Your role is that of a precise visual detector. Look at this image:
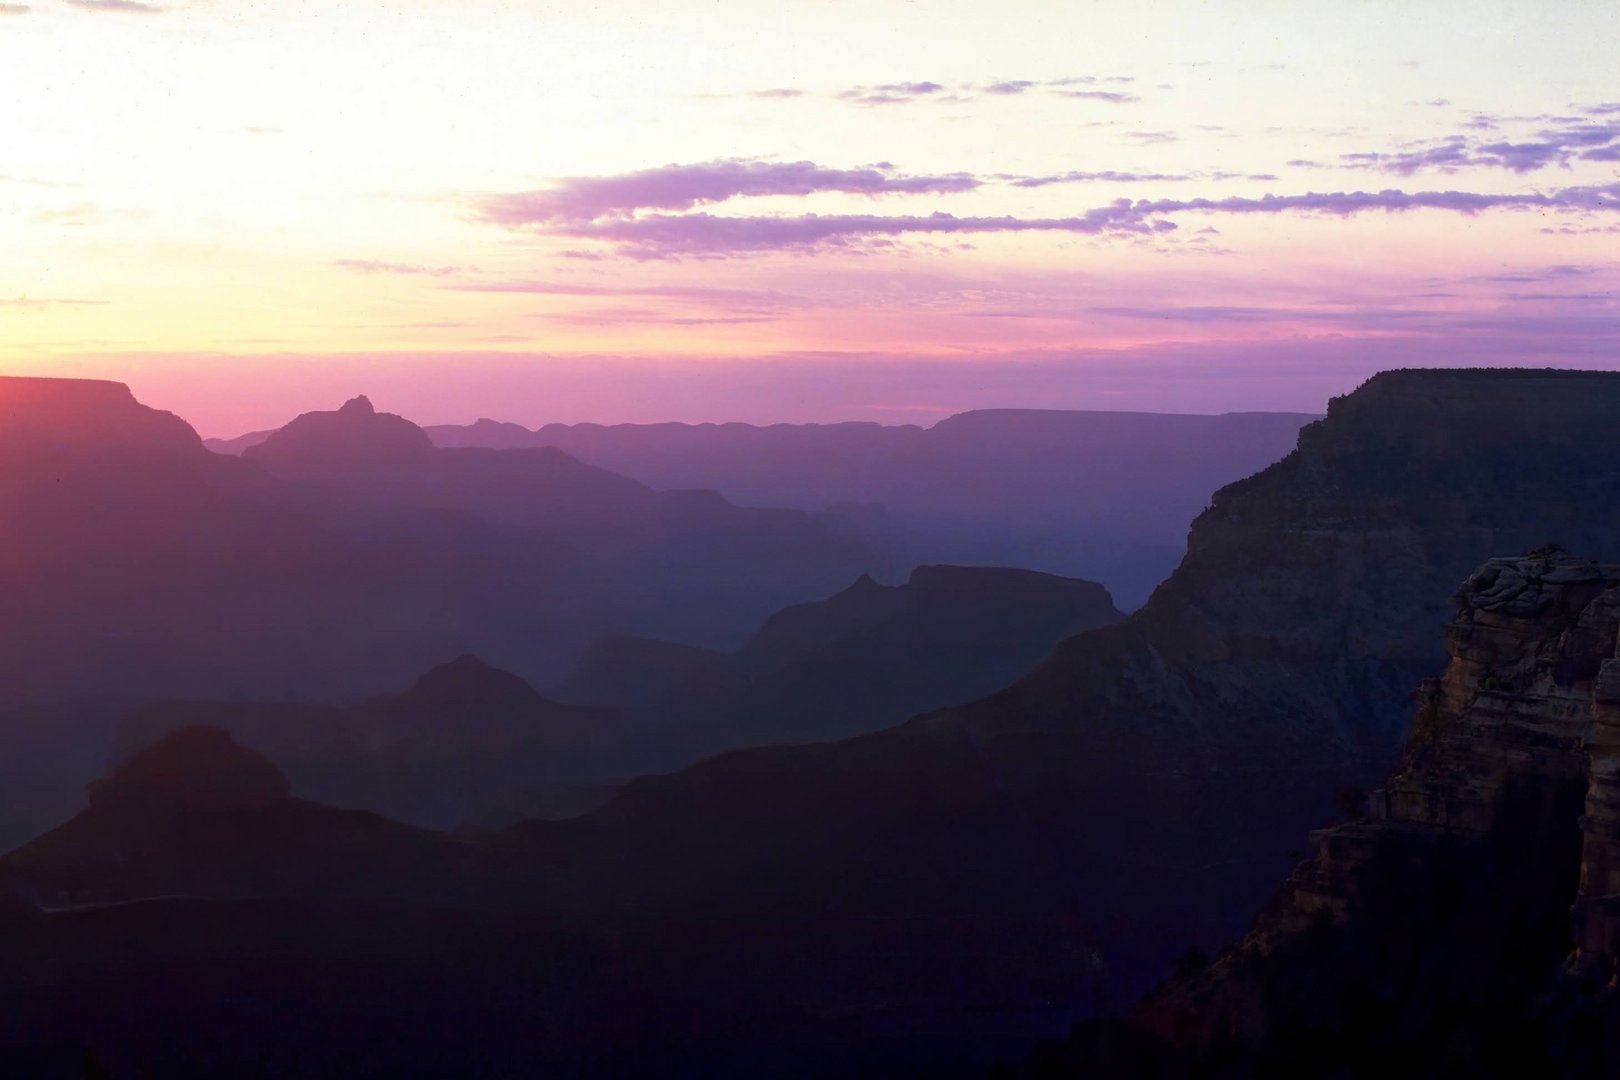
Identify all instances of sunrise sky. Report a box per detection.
[2,0,1618,434]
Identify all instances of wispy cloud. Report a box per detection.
[484,174,1620,259]
[1054,90,1139,104]
[1092,304,1440,325]
[65,0,163,12]
[1470,264,1599,284]
[335,259,462,277]
[745,75,1141,108]
[1005,169,1277,186]
[547,208,1173,259]
[475,159,980,225]
[837,81,947,106]
[1298,115,1620,174]
[982,80,1036,96]
[0,3,31,14]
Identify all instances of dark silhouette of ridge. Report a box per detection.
[89,726,290,812]
[1013,551,1620,1077]
[564,563,1125,750]
[0,377,884,845]
[408,407,1316,607]
[524,367,1620,1016]
[398,653,548,709]
[114,656,639,829]
[209,407,1313,606]
[0,376,202,461]
[3,728,469,911]
[243,393,435,482]
[114,564,1122,831]
[0,378,881,703]
[18,369,1620,1077]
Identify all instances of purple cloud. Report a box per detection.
[1010,170,1196,185]
[551,207,1171,259]
[1473,264,1598,284]
[748,76,1142,107]
[1130,183,1620,218]
[1007,169,1277,186]
[982,80,1036,95]
[1051,76,1136,86]
[837,81,945,106]
[1093,305,1440,324]
[505,180,1620,259]
[1054,90,1140,104]
[65,0,162,11]
[476,159,980,225]
[1314,119,1620,175]
[336,259,461,277]
[749,88,804,99]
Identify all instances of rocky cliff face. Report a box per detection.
[1244,550,1615,949]
[1132,368,1620,756]
[1055,551,1620,1076]
[543,369,1620,1017]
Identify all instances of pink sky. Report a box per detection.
[1,0,1617,434]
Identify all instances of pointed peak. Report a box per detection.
[340,394,375,415]
[438,653,496,674]
[89,726,289,812]
[400,654,546,709]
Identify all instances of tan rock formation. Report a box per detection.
[1152,550,1620,1044]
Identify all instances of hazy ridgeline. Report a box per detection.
[0,376,1285,846]
[12,370,1620,1076]
[215,407,1314,610]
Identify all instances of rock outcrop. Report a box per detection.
[1039,551,1620,1076]
[112,656,635,829]
[1,728,467,913]
[1243,550,1617,948]
[243,393,438,483]
[539,369,1620,1015]
[88,726,291,812]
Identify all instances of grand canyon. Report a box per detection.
[3,2,1619,1076]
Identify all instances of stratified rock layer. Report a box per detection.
[1092,551,1620,1075]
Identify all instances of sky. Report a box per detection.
[1,0,1618,435]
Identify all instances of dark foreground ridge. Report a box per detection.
[1020,550,1620,1077]
[8,369,1620,1075]
[542,367,1620,1004]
